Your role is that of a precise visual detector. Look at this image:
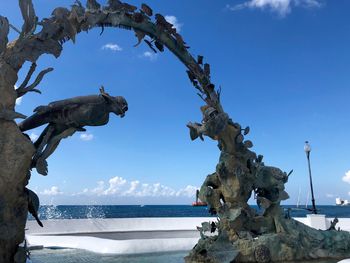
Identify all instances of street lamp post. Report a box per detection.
[304,141,317,214]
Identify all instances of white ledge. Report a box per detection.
[26,216,350,255]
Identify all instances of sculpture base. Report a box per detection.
[185,218,350,263]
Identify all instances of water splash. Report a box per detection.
[39,205,63,220]
[85,206,105,219]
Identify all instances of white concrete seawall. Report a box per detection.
[26,217,213,254]
[26,217,214,235]
[294,216,350,231]
[26,216,350,255]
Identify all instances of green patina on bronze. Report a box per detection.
[19,87,128,175]
[0,1,349,262]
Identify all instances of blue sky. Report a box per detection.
[3,0,350,205]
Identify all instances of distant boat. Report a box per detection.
[336,197,350,206]
[192,201,207,206]
[192,189,207,207]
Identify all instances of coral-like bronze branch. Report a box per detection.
[4,0,220,110]
[0,16,9,54]
[16,63,53,97]
[19,0,37,37]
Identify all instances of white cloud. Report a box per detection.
[14,85,22,106]
[227,0,322,17]
[80,133,94,141]
[124,180,140,196]
[176,185,198,198]
[326,193,334,198]
[41,186,62,196]
[135,183,177,197]
[101,43,123,52]
[142,51,158,61]
[103,176,127,195]
[72,188,90,196]
[342,170,350,184]
[79,176,198,198]
[91,181,105,195]
[16,96,22,106]
[29,132,39,142]
[165,15,183,32]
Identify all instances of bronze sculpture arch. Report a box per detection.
[0,1,350,262]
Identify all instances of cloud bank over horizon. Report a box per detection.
[38,176,198,205]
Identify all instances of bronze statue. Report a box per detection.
[19,87,128,175]
[328,217,339,231]
[1,0,350,261]
[26,188,43,227]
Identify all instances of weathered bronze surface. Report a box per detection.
[19,88,128,175]
[0,1,349,262]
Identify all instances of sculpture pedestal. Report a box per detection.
[186,216,350,262]
[307,214,327,230]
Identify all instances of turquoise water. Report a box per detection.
[30,249,188,263]
[30,249,340,263]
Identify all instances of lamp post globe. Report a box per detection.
[304,141,311,155]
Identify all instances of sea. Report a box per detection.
[29,205,350,263]
[30,204,350,220]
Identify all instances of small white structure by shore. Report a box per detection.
[336,197,350,206]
